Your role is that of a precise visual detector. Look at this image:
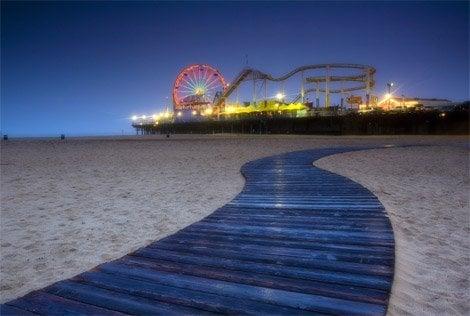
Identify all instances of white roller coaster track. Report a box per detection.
[215,63,375,107]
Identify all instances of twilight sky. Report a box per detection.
[1,1,468,136]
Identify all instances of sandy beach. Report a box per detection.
[1,135,468,314]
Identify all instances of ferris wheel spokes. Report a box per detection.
[173,64,227,111]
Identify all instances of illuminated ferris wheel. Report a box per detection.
[172,64,227,111]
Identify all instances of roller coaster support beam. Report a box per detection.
[264,79,267,103]
[366,68,371,107]
[253,77,256,104]
[325,65,330,108]
[316,82,320,108]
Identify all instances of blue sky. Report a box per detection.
[1,1,468,136]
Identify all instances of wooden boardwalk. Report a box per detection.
[1,147,395,315]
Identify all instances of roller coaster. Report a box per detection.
[213,63,376,110]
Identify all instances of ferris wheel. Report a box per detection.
[173,64,227,111]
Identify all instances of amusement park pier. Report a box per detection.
[131,63,468,135]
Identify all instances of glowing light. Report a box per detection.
[384,93,392,99]
[220,101,307,115]
[191,110,197,115]
[204,108,213,115]
[275,92,285,100]
[195,87,205,95]
[164,112,170,118]
[131,115,137,121]
[177,111,182,117]
[142,115,147,119]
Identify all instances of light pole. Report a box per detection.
[387,82,394,94]
[386,82,394,110]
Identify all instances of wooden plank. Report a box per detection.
[184,224,395,247]
[171,230,395,257]
[153,237,394,266]
[201,217,393,232]
[213,207,391,218]
[207,213,392,225]
[0,304,37,316]
[44,280,213,315]
[151,239,393,266]
[73,271,320,315]
[7,291,124,315]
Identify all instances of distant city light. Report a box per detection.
[177,111,182,117]
[384,93,392,99]
[131,115,137,121]
[142,115,147,119]
[191,110,197,115]
[276,92,285,100]
[205,108,213,115]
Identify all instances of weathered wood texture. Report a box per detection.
[1,147,394,315]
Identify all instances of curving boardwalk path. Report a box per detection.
[1,147,395,315]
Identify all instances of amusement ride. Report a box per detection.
[133,63,384,124]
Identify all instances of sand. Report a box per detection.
[315,145,469,315]
[0,135,468,310]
